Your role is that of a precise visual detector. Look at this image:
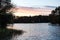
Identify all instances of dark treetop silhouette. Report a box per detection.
[0,0,14,28]
[49,6,60,24]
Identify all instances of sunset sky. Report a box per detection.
[11,0,60,16]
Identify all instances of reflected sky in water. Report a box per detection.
[11,23,60,40]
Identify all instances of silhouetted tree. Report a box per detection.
[49,6,60,25]
[0,1,14,28]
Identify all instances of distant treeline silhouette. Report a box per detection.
[14,15,50,23]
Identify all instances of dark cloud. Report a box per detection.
[45,6,56,8]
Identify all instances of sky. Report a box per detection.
[11,0,60,16]
[11,0,60,7]
[11,7,52,16]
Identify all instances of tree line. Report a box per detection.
[14,15,49,23]
[49,6,60,25]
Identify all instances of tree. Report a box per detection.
[0,1,14,28]
[49,6,60,25]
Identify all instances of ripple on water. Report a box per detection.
[10,23,60,40]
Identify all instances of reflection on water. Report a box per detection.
[10,23,60,40]
[0,28,24,40]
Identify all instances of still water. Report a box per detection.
[10,23,60,40]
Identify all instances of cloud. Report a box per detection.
[11,6,53,16]
[45,6,56,9]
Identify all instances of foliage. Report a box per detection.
[49,6,60,24]
[14,15,49,23]
[0,2,14,28]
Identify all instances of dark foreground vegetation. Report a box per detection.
[49,6,60,25]
[0,0,15,28]
[0,0,24,40]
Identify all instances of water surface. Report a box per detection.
[11,23,60,40]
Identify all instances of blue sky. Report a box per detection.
[11,0,60,7]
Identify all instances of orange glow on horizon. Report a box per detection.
[11,7,52,16]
